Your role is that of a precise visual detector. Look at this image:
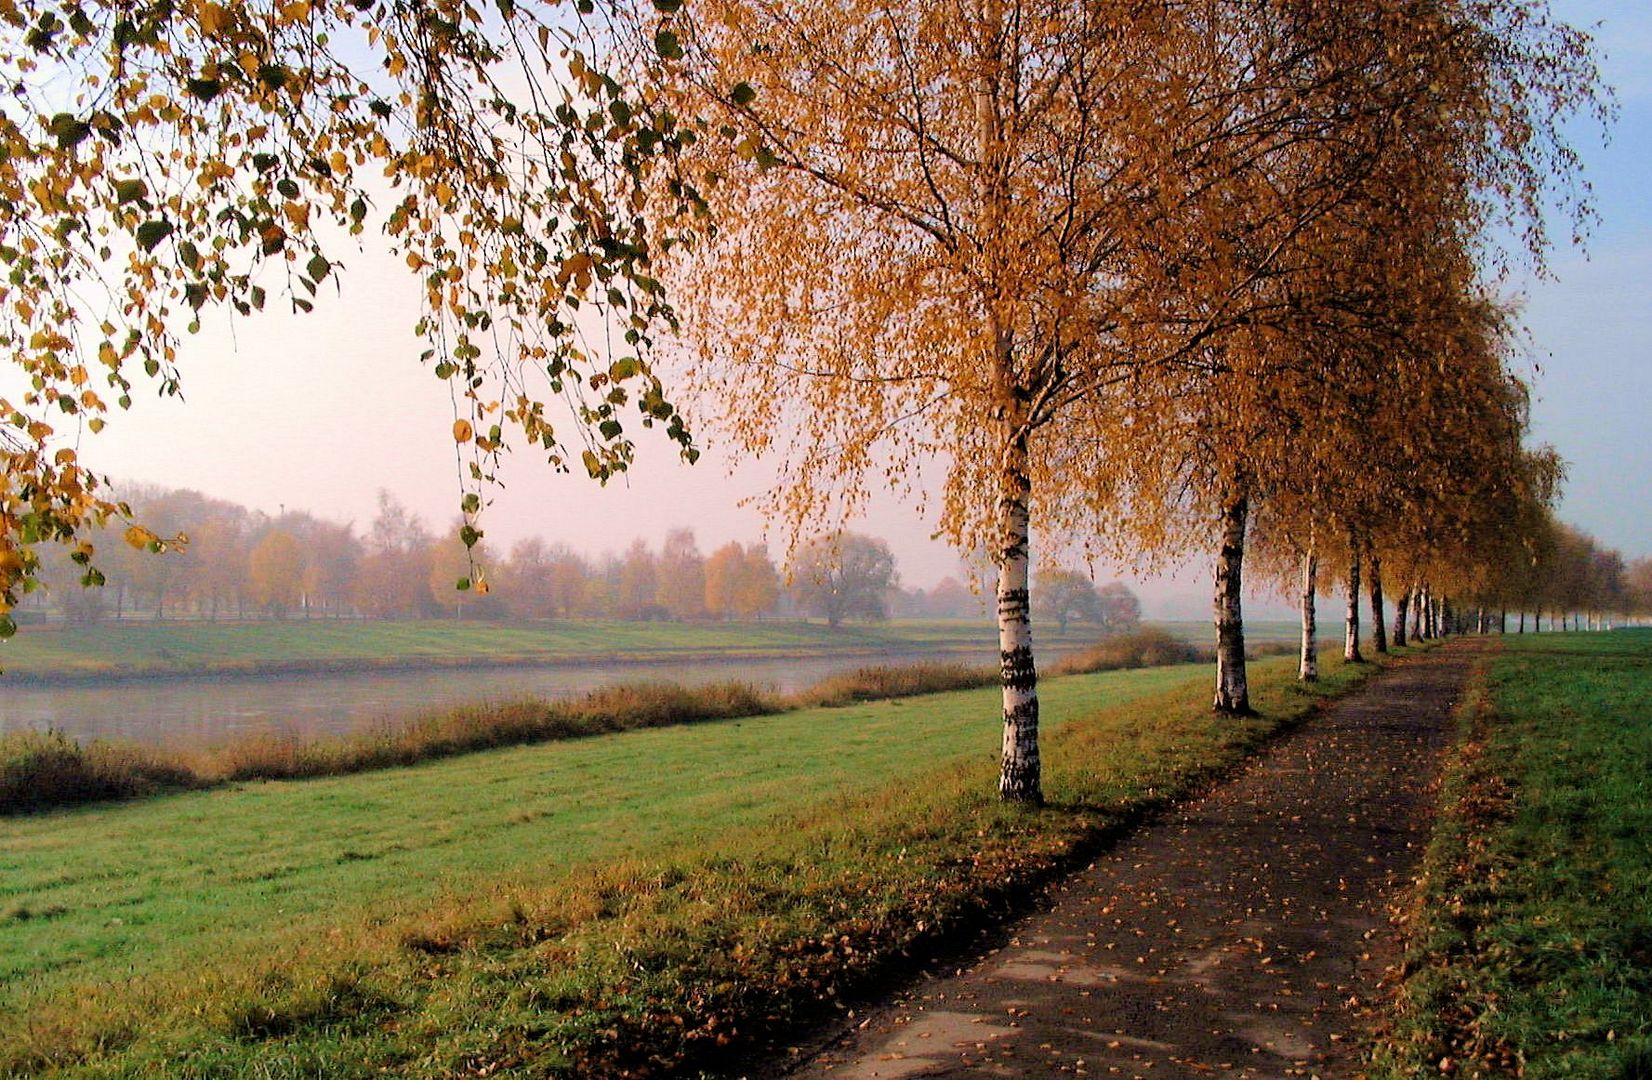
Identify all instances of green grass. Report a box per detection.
[0,647,1394,1077]
[0,618,1012,681]
[1374,630,1652,1078]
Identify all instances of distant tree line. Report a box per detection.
[25,485,1143,630]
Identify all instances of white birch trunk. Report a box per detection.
[996,418,1041,804]
[1212,489,1251,713]
[1298,550,1318,682]
[1368,554,1388,655]
[1344,544,1362,662]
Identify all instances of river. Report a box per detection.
[0,648,1000,748]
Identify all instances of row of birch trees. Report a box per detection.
[636,0,1606,803]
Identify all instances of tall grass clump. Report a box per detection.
[796,661,996,706]
[0,730,199,814]
[206,680,782,783]
[1048,626,1206,674]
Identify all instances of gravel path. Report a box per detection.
[786,642,1480,1079]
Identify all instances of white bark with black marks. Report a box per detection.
[1298,550,1318,682]
[996,414,1042,805]
[1212,489,1250,714]
[1368,554,1388,654]
[1344,543,1362,662]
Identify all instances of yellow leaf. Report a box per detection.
[124,525,157,550]
[452,419,474,443]
[198,2,228,35]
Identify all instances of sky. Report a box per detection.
[11,0,1649,619]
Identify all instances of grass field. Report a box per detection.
[0,648,1389,1077]
[0,618,1028,682]
[1375,630,1652,1077]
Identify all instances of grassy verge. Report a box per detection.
[1,645,1399,1077]
[1,629,1201,815]
[1373,630,1652,1078]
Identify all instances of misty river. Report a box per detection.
[0,648,1000,748]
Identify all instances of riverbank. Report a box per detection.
[0,645,1392,1077]
[1,630,1208,815]
[0,618,1302,686]
[0,618,1007,685]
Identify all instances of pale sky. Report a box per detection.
[10,0,1647,617]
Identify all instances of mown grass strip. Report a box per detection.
[1373,630,1652,1078]
[1,643,1394,1078]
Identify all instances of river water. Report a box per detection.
[0,648,1000,748]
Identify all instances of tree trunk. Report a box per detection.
[1298,549,1318,682]
[1344,543,1362,663]
[1392,589,1410,648]
[1212,488,1251,714]
[1519,610,1526,633]
[1414,586,1428,640]
[996,416,1042,805]
[1369,554,1388,654]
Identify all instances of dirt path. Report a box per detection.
[785,642,1481,1079]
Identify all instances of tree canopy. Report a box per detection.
[0,0,709,636]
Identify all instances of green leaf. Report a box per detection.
[185,78,222,101]
[459,525,481,549]
[115,178,148,204]
[654,28,682,59]
[461,493,481,514]
[652,0,682,11]
[135,220,173,252]
[729,82,756,107]
[178,241,202,270]
[456,577,472,592]
[306,253,330,282]
[609,356,641,380]
[0,614,14,640]
[276,177,300,199]
[49,113,91,149]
